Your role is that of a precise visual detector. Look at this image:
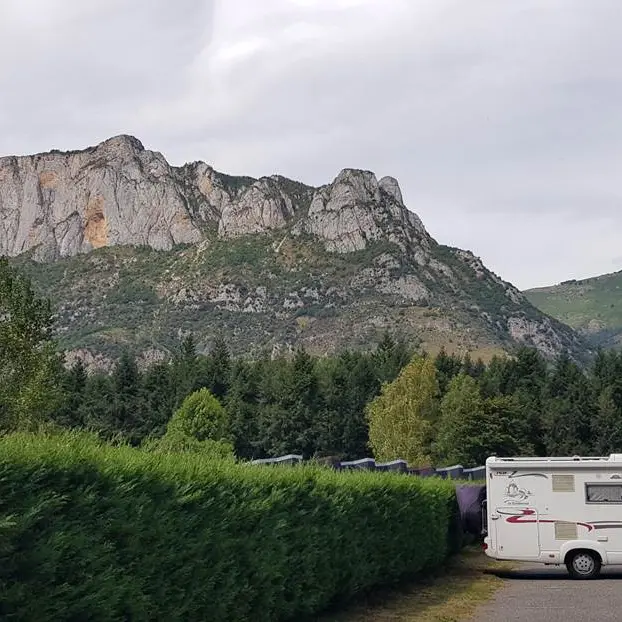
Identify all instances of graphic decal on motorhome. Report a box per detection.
[503,482,532,503]
[499,508,594,531]
[500,509,622,532]
[588,521,622,530]
[508,471,548,479]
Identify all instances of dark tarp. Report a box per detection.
[456,484,486,536]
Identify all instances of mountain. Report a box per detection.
[526,271,622,350]
[1,135,586,369]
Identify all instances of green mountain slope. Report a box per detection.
[525,272,622,348]
[12,231,587,371]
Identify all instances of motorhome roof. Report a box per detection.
[486,454,622,469]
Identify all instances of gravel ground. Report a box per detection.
[467,563,622,622]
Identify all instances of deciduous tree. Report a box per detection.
[366,354,438,465]
[167,387,230,442]
[0,258,61,431]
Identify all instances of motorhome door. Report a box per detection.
[493,506,540,559]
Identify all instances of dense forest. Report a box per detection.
[3,256,622,467]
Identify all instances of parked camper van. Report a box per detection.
[482,454,622,579]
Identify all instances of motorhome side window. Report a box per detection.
[585,483,622,503]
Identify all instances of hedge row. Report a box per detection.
[0,432,461,622]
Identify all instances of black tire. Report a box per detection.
[565,550,601,579]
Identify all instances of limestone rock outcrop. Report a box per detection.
[0,135,428,259]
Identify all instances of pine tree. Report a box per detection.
[142,361,177,439]
[592,350,622,395]
[471,357,486,378]
[372,332,413,385]
[261,348,323,458]
[479,355,506,398]
[481,394,534,458]
[315,351,379,459]
[434,347,463,395]
[114,350,140,395]
[226,360,262,459]
[501,346,548,395]
[339,353,380,459]
[110,350,147,444]
[592,382,622,455]
[542,354,595,455]
[79,373,116,438]
[500,347,548,454]
[171,334,200,406]
[203,336,231,400]
[314,355,347,458]
[435,373,484,466]
[52,358,88,429]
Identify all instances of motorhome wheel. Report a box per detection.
[566,551,601,580]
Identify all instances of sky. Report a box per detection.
[1,0,622,290]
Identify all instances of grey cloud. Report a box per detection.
[1,0,622,289]
[0,0,213,152]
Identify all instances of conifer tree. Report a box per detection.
[227,360,262,459]
[53,358,88,429]
[542,354,594,455]
[435,373,483,466]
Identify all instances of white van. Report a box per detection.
[483,454,622,579]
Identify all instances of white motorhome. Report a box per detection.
[483,454,622,579]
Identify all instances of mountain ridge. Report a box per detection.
[0,134,427,260]
[1,135,588,367]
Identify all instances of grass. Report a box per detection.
[422,343,506,365]
[314,547,513,622]
[526,272,622,331]
[525,271,622,348]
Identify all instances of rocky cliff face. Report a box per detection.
[0,135,426,259]
[0,136,201,260]
[2,135,588,364]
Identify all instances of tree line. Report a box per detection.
[2,256,622,466]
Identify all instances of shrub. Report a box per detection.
[142,429,236,461]
[167,388,229,442]
[0,431,459,622]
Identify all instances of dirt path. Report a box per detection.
[467,564,622,622]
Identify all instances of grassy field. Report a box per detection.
[314,547,513,622]
[525,271,622,347]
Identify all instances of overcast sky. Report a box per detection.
[1,0,622,289]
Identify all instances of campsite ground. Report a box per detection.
[318,549,622,622]
[468,563,622,622]
[315,547,512,622]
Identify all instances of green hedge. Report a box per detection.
[0,432,460,622]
